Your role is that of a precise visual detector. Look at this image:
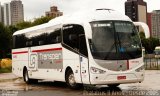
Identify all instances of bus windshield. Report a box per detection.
[90,21,142,60]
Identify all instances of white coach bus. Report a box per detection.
[12,9,149,89]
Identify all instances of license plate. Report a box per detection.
[117,76,126,80]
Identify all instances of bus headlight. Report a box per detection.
[135,65,145,72]
[90,67,106,74]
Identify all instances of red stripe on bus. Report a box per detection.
[12,51,28,54]
[32,48,62,52]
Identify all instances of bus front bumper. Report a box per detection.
[89,72,144,85]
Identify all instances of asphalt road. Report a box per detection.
[0,70,160,96]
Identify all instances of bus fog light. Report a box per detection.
[141,74,144,77]
[90,67,106,74]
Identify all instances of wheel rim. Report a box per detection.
[68,73,76,86]
[25,71,28,82]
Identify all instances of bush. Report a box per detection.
[0,58,12,73]
[0,58,12,68]
[0,67,12,73]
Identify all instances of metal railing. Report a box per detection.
[144,54,160,70]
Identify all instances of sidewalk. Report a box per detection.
[0,73,18,82]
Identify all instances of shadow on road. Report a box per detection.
[27,80,122,93]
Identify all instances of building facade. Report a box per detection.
[125,0,147,23]
[10,0,24,25]
[147,13,152,36]
[0,2,2,22]
[125,0,148,33]
[45,6,63,18]
[148,10,160,39]
[3,3,11,25]
[0,0,24,26]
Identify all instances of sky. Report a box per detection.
[0,0,160,21]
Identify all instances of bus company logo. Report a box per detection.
[39,53,62,61]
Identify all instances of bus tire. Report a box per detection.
[107,84,120,88]
[23,69,38,84]
[66,69,82,89]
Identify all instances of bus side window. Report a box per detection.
[47,28,61,44]
[12,36,16,49]
[31,33,47,46]
[39,41,44,45]
[79,35,88,57]
[63,24,87,57]
[63,25,79,50]
[26,41,30,47]
[56,36,61,43]
[14,34,28,49]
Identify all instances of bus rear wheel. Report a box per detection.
[66,69,82,89]
[23,69,38,84]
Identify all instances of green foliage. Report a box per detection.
[16,21,32,30]
[14,16,53,30]
[8,25,18,34]
[139,31,145,40]
[32,16,53,26]
[139,32,159,54]
[0,16,54,59]
[0,67,12,73]
[0,23,11,59]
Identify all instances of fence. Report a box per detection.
[144,54,160,70]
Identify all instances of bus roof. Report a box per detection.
[13,8,132,36]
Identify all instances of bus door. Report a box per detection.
[79,34,90,84]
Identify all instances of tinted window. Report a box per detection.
[63,24,83,50]
[47,28,61,44]
[13,34,28,49]
[79,35,88,57]
[13,27,62,49]
[62,24,88,57]
[90,21,142,60]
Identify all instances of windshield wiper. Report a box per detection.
[104,25,118,60]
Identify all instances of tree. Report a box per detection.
[32,16,53,26]
[13,16,53,30]
[16,21,32,30]
[0,16,55,59]
[8,25,18,34]
[139,31,145,40]
[0,23,11,58]
[139,32,159,54]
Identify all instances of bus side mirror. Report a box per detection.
[133,22,150,38]
[69,34,78,41]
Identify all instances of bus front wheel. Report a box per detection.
[66,69,82,89]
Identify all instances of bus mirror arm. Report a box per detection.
[133,22,150,38]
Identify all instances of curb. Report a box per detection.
[0,73,20,82]
[0,77,20,82]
